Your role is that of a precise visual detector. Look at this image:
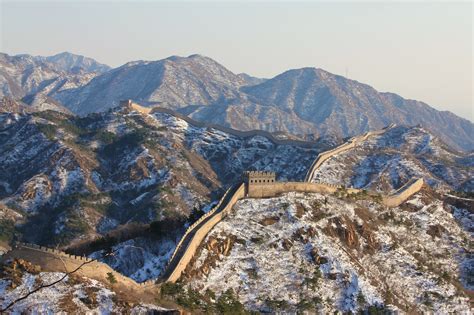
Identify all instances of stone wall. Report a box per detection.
[247,182,345,198]
[121,101,320,148]
[166,184,246,283]
[304,124,395,182]
[383,178,425,207]
[1,243,156,289]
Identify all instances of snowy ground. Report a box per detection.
[0,272,165,314]
[187,191,472,313]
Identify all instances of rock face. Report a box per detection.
[185,189,472,313]
[46,54,473,151]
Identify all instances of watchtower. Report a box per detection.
[119,99,133,108]
[243,171,276,196]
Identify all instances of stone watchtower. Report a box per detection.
[119,99,133,108]
[243,171,276,196]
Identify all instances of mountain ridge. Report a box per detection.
[1,52,472,151]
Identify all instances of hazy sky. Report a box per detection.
[1,1,472,121]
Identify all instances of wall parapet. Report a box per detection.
[163,184,246,283]
[1,242,156,291]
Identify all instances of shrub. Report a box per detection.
[357,291,366,305]
[160,282,183,297]
[101,129,149,157]
[176,288,205,310]
[216,289,246,314]
[297,297,321,311]
[37,124,57,141]
[265,299,289,311]
[0,219,15,242]
[106,272,117,284]
[303,269,322,289]
[94,130,117,144]
[150,217,185,238]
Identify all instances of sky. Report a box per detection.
[1,1,472,121]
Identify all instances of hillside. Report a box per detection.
[242,68,474,151]
[44,54,473,151]
[0,105,322,255]
[310,125,473,192]
[181,189,472,313]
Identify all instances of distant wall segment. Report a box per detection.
[304,124,396,182]
[121,100,320,148]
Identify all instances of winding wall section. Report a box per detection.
[304,124,395,182]
[1,108,424,286]
[161,183,246,283]
[127,101,320,148]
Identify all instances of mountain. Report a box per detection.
[242,68,474,151]
[53,54,247,114]
[0,52,108,103]
[237,73,267,86]
[310,125,474,192]
[47,54,473,151]
[0,96,71,114]
[36,51,110,74]
[1,105,472,313]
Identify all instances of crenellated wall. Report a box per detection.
[164,184,246,283]
[247,182,347,198]
[1,242,157,289]
[0,109,419,288]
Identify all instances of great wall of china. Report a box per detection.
[1,101,425,289]
[1,242,157,290]
[125,100,320,148]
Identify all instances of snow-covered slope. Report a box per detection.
[0,260,168,313]
[53,54,247,114]
[184,189,472,313]
[0,106,322,261]
[311,125,473,192]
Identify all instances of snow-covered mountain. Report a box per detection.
[46,54,473,151]
[53,54,247,114]
[0,104,322,251]
[0,104,472,313]
[242,68,474,151]
[36,51,111,74]
[0,52,108,104]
